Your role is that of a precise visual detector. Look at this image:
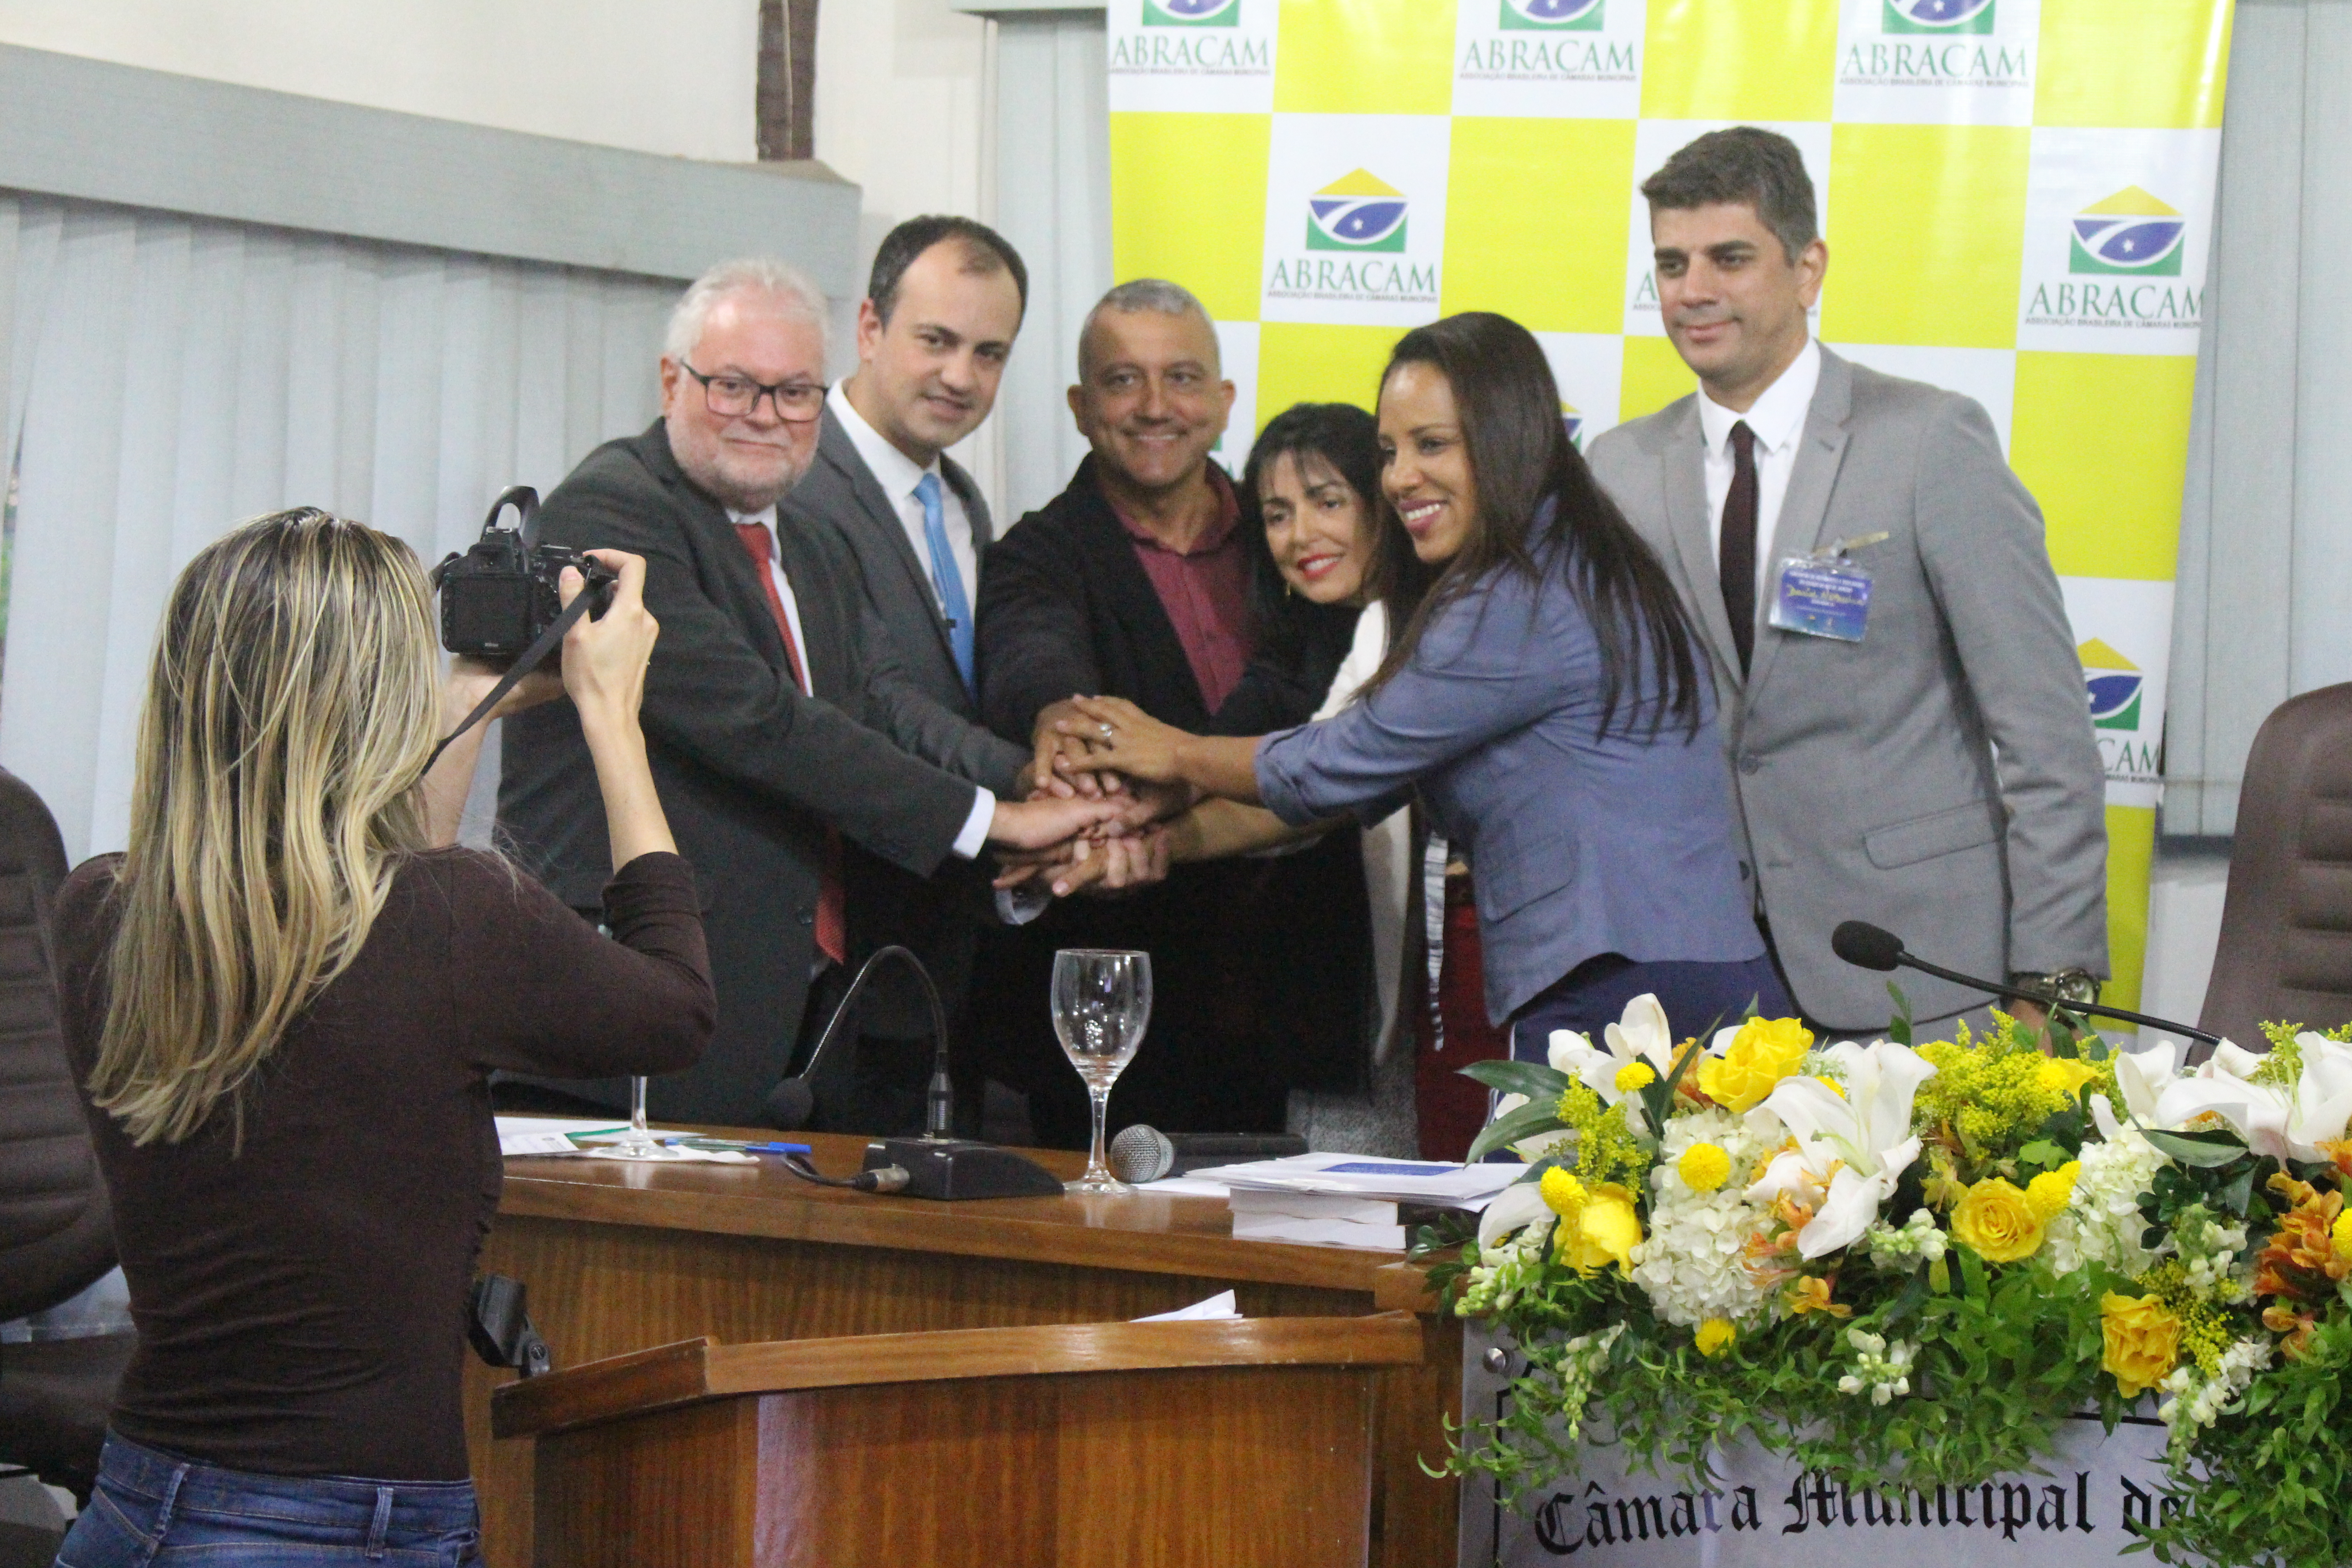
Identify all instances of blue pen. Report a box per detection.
[657,1136,812,1155]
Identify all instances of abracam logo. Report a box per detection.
[1883,0,1995,33]
[1307,171,1409,253]
[2070,188,2186,277]
[1501,0,1604,29]
[2080,639,2143,732]
[1142,0,1239,25]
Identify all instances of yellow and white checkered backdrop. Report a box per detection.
[1108,0,2233,1015]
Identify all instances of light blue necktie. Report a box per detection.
[916,471,975,697]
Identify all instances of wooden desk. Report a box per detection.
[467,1134,1458,1568]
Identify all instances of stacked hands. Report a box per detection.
[990,696,1202,899]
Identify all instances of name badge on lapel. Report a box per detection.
[1768,532,1888,644]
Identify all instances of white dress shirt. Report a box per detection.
[731,502,993,860]
[1697,336,1823,603]
[827,380,976,622]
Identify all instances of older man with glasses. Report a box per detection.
[497,258,1117,1129]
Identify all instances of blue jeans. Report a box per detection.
[55,1433,481,1567]
[1509,951,1795,1062]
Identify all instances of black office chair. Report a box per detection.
[0,768,131,1502]
[2199,683,2352,1054]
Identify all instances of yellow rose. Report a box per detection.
[1615,1060,1657,1093]
[1678,1142,1732,1193]
[1695,1318,1736,1357]
[2101,1292,2181,1397]
[1696,1017,1815,1112]
[1951,1177,2045,1262]
[2036,1057,2099,1099]
[2333,1207,2352,1266]
[2025,1162,2080,1223]
[1554,1181,1643,1274]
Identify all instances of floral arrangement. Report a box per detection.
[1433,995,2352,1568]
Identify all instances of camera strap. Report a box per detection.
[422,589,598,776]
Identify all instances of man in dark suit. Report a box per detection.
[788,217,1029,1126]
[498,258,1116,1127]
[971,279,1369,1146]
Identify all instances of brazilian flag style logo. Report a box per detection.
[1142,0,1240,25]
[1501,0,1604,29]
[2070,187,2187,276]
[1307,171,1409,253]
[1882,0,1995,33]
[1560,403,1585,449]
[2080,639,2144,732]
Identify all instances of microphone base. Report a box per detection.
[861,1138,1065,1201]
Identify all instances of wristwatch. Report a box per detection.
[2006,968,2099,1007]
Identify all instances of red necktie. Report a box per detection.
[1719,421,1759,676]
[734,520,847,966]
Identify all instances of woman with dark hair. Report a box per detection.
[1063,313,1786,1058]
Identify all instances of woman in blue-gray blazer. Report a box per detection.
[1064,312,1788,1059]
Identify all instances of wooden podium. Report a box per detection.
[467,1134,1458,1566]
[494,1315,1422,1567]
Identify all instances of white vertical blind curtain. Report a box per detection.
[987,11,1112,524]
[0,191,677,863]
[2166,0,2352,836]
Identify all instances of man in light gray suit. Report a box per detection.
[1587,127,2108,1034]
[793,215,1029,1126]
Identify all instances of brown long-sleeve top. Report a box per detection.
[54,848,714,1481]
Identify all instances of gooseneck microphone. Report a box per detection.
[1829,920,2221,1048]
[764,945,952,1138]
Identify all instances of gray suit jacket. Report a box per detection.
[792,403,1013,1037]
[1587,345,2107,1029]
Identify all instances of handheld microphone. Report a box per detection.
[1107,1127,1309,1184]
[1828,920,2221,1048]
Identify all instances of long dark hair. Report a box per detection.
[1366,312,1706,740]
[1239,402,1432,638]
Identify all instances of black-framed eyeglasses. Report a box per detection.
[678,361,826,422]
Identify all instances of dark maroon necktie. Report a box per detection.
[1720,421,1758,676]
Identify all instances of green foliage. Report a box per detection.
[2138,1313,2352,1568]
[1449,1244,2128,1505]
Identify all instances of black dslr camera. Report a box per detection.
[434,485,616,659]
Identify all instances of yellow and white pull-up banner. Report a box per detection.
[1108,0,2233,1015]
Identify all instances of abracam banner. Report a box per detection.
[1106,0,2234,1023]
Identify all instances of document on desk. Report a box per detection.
[1132,1290,1239,1323]
[1185,1153,1525,1208]
[494,1116,625,1157]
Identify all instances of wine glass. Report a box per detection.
[603,1074,686,1161]
[1052,949,1152,1195]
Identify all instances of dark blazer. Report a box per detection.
[792,404,1001,1039]
[977,456,1348,745]
[499,421,1028,1123]
[969,458,1369,1143]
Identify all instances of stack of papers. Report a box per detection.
[1186,1154,1528,1251]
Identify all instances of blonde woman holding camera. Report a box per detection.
[51,510,711,1567]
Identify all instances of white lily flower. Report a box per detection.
[1546,995,1709,1135]
[1478,1180,1555,1250]
[2152,1033,2352,1162]
[2090,1091,2125,1142]
[1745,1039,1937,1259]
[2114,1038,2187,1126]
